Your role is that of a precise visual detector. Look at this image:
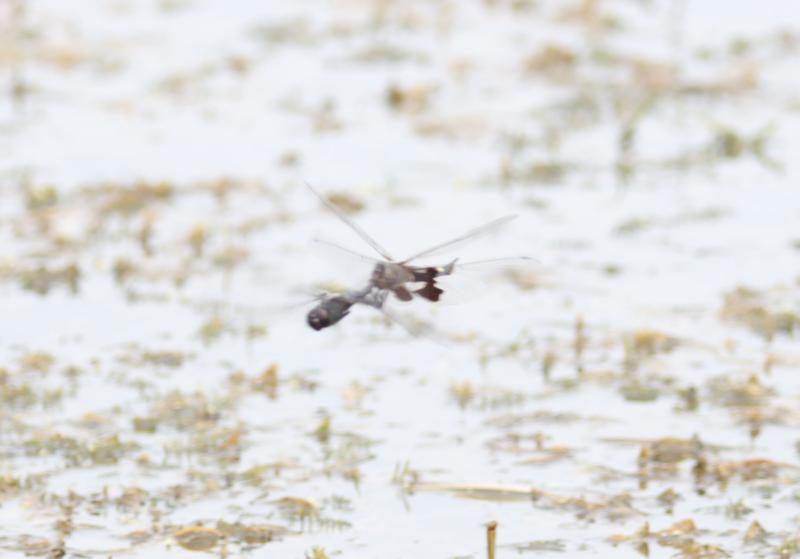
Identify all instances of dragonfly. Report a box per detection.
[304,182,533,331]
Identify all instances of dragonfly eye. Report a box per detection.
[307,308,330,330]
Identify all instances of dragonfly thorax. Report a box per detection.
[370,262,414,290]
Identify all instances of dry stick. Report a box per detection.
[574,314,586,377]
[486,521,497,559]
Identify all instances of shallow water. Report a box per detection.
[2,1,800,557]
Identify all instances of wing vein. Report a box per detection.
[305,181,393,261]
[401,214,518,264]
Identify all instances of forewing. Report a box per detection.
[305,181,394,261]
[400,214,518,264]
[418,255,540,306]
[312,237,381,264]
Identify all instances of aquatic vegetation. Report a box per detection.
[523,44,578,80]
[17,263,81,295]
[21,432,139,467]
[305,546,331,559]
[2,0,799,557]
[386,83,436,114]
[720,287,799,340]
[619,381,660,402]
[173,526,225,551]
[216,520,291,546]
[274,497,319,523]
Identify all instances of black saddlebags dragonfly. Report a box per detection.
[304,183,533,331]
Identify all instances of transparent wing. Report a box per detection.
[305,181,394,261]
[232,288,329,316]
[313,241,537,270]
[400,214,518,264]
[424,255,541,306]
[456,255,540,269]
[312,237,381,264]
[309,243,539,306]
[310,237,380,290]
[359,298,452,346]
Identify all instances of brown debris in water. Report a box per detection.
[173,526,225,551]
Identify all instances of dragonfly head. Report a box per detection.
[307,306,331,330]
[307,295,352,330]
